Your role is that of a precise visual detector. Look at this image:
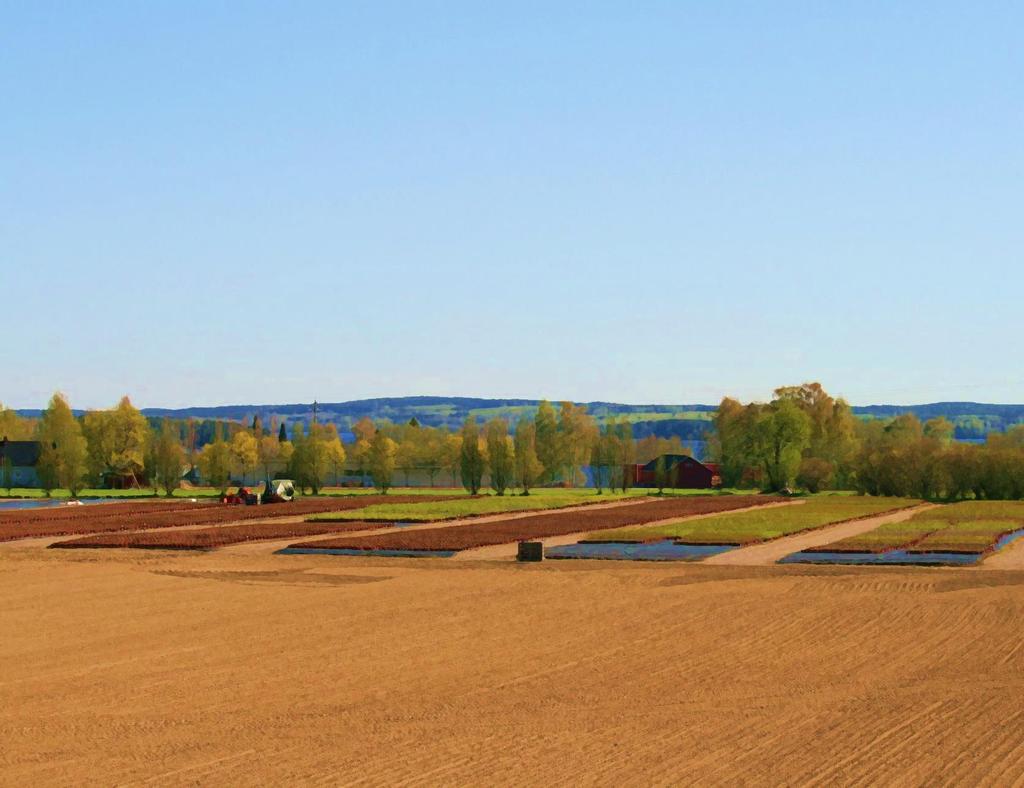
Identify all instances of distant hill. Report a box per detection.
[137,396,719,442]
[17,397,1024,444]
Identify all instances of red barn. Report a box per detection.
[628,454,722,489]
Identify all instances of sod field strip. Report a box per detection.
[577,497,918,545]
[306,490,646,523]
[281,496,785,555]
[0,495,460,543]
[51,520,391,550]
[0,500,206,526]
[782,501,1024,566]
[800,517,945,553]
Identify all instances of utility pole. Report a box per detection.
[312,400,318,425]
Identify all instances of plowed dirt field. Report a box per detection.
[0,495,459,542]
[3,544,1023,784]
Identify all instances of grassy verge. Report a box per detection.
[308,489,647,522]
[586,496,919,545]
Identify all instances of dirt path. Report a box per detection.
[703,503,937,566]
[453,498,803,560]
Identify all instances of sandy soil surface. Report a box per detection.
[3,546,1024,785]
[703,503,937,566]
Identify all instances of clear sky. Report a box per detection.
[3,2,1022,409]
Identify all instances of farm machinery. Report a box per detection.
[220,479,296,505]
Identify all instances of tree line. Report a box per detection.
[710,382,1024,500]
[11,383,1020,501]
[0,394,352,497]
[0,395,690,497]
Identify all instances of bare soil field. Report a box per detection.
[0,495,459,542]
[2,545,1023,785]
[287,495,784,553]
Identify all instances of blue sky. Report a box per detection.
[3,2,1022,409]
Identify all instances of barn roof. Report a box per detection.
[641,454,707,472]
[0,440,42,466]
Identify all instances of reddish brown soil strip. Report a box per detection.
[52,521,389,550]
[287,496,784,553]
[0,500,209,525]
[0,495,459,543]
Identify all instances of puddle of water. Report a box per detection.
[779,550,982,566]
[277,547,457,558]
[0,498,119,511]
[547,541,736,561]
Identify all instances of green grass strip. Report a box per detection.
[588,496,919,545]
[307,489,646,522]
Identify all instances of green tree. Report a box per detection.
[459,418,485,495]
[441,432,462,487]
[302,423,345,493]
[0,403,33,440]
[350,417,376,486]
[152,418,186,497]
[288,423,310,492]
[612,419,635,492]
[258,435,281,481]
[711,397,753,487]
[558,402,596,487]
[513,419,543,495]
[368,430,397,493]
[230,430,259,486]
[797,457,834,493]
[653,455,669,495]
[197,425,232,494]
[924,417,955,445]
[534,400,561,483]
[751,398,811,491]
[36,392,89,497]
[484,418,513,495]
[82,396,151,487]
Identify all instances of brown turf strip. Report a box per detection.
[286,496,785,553]
[51,521,389,550]
[1,495,460,542]
[0,500,210,525]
